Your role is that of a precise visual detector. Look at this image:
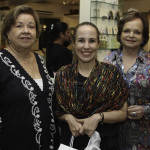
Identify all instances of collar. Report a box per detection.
[113,48,148,64]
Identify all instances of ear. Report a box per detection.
[72,41,76,49]
[60,32,64,38]
[7,31,11,39]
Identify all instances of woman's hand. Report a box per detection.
[128,105,144,120]
[64,114,83,137]
[77,113,101,137]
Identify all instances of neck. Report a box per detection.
[78,60,96,77]
[122,47,140,58]
[53,39,63,45]
[7,44,32,60]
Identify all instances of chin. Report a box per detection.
[79,58,95,63]
[20,45,32,49]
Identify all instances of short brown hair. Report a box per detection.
[2,5,40,43]
[117,9,149,47]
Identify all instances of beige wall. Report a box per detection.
[120,0,150,13]
[4,2,79,50]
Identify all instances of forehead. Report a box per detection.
[76,25,97,37]
[16,13,35,23]
[123,18,143,29]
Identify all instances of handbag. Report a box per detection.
[58,131,101,150]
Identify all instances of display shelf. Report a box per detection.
[91,1,119,6]
[90,0,121,50]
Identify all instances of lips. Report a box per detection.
[126,39,136,43]
[20,37,31,39]
[81,51,92,56]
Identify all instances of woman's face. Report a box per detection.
[7,13,37,50]
[121,18,143,50]
[74,25,99,63]
[64,29,70,42]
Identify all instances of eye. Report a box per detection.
[28,24,35,29]
[16,24,22,28]
[89,39,96,43]
[123,29,130,33]
[77,39,84,43]
[134,31,142,35]
[29,26,35,29]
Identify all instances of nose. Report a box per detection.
[129,31,134,37]
[84,41,90,49]
[22,26,29,33]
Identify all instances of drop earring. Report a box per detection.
[8,39,11,44]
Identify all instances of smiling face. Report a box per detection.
[7,13,37,50]
[74,24,99,64]
[121,18,143,51]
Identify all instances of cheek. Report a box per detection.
[32,30,37,36]
[140,36,143,42]
[75,43,82,49]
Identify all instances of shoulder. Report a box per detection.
[139,50,150,65]
[56,64,75,77]
[98,61,123,81]
[104,50,119,63]
[33,52,45,64]
[57,64,74,73]
[0,49,11,64]
[51,44,64,51]
[100,61,120,73]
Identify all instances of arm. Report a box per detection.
[103,101,127,123]
[143,104,150,119]
[77,101,127,137]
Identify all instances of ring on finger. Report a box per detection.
[132,112,137,117]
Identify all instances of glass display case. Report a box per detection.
[90,0,122,50]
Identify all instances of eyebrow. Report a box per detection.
[16,21,35,24]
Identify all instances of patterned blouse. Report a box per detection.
[104,49,150,150]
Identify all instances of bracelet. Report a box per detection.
[99,112,104,124]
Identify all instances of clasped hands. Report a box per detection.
[66,113,101,137]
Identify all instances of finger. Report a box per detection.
[131,111,137,117]
[76,119,84,124]
[72,131,79,137]
[87,131,94,137]
[79,127,84,135]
